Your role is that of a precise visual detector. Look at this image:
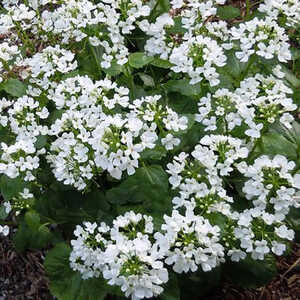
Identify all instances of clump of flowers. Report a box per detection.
[230,17,291,63]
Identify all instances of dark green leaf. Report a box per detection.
[164,79,202,96]
[140,145,167,161]
[160,273,180,300]
[25,210,41,230]
[167,93,198,114]
[0,175,25,201]
[35,135,47,149]
[0,205,9,220]
[106,165,171,222]
[287,207,300,243]
[179,267,221,300]
[44,243,109,300]
[13,220,52,252]
[223,50,245,79]
[224,255,277,288]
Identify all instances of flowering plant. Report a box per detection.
[0,0,299,299]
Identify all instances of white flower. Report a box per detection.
[227,249,246,262]
[3,202,12,214]
[275,225,294,241]
[157,210,224,273]
[161,134,180,150]
[0,225,9,236]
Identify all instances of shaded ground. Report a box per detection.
[0,236,53,300]
[206,243,300,300]
[0,234,299,300]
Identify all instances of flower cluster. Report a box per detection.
[1,71,188,190]
[70,212,169,300]
[237,155,300,218]
[196,74,296,136]
[258,0,300,27]
[231,17,291,63]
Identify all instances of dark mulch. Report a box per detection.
[0,236,53,300]
[205,243,300,300]
[0,234,299,300]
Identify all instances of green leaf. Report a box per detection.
[89,44,104,66]
[280,64,300,88]
[25,210,41,230]
[128,52,154,69]
[260,132,298,161]
[35,188,110,229]
[179,267,221,300]
[35,135,47,149]
[167,93,198,114]
[151,58,173,69]
[172,122,205,154]
[13,220,52,252]
[103,61,123,76]
[291,47,300,60]
[137,73,155,87]
[0,175,25,201]
[44,243,109,300]
[106,165,171,220]
[61,70,80,80]
[166,17,187,34]
[287,207,300,242]
[150,0,170,18]
[2,78,27,97]
[269,121,300,147]
[160,273,180,300]
[0,205,9,220]
[223,51,243,79]
[217,5,241,20]
[140,145,167,161]
[164,79,202,96]
[224,255,277,288]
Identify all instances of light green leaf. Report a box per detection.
[35,135,47,149]
[151,58,173,69]
[280,64,300,88]
[2,78,27,97]
[128,52,154,68]
[138,73,155,87]
[217,5,241,20]
[260,132,298,161]
[103,61,123,76]
[164,79,202,96]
